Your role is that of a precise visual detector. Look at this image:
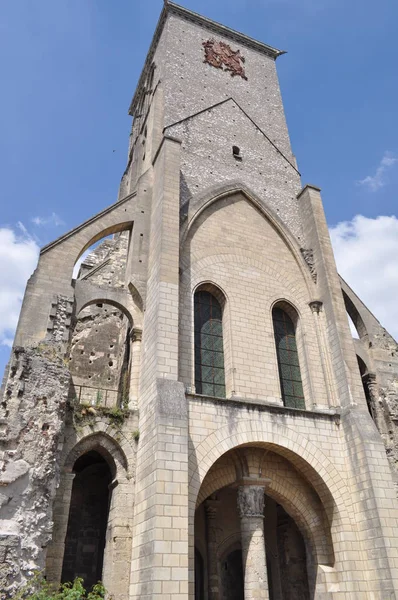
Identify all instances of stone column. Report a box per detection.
[128,327,142,410]
[205,498,220,600]
[309,300,336,409]
[237,481,269,600]
[46,471,76,583]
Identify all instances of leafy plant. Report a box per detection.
[106,407,125,426]
[14,575,107,600]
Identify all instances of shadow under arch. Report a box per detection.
[181,182,314,294]
[187,420,356,575]
[195,445,334,569]
[190,427,345,523]
[64,431,128,478]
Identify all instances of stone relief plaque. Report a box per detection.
[202,39,248,80]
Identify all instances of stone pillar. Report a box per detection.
[46,471,76,583]
[205,498,220,600]
[309,300,336,409]
[237,482,269,600]
[129,328,142,410]
[130,137,189,600]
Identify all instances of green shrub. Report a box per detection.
[14,575,107,600]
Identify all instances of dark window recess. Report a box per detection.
[232,145,242,160]
[273,307,305,409]
[194,291,226,398]
[61,451,111,589]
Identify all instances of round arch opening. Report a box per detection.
[193,444,336,600]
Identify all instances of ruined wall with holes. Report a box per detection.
[69,232,131,408]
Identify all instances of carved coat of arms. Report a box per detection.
[202,39,248,80]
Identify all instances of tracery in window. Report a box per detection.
[194,291,225,398]
[273,306,305,409]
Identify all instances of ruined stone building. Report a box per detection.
[2,2,398,599]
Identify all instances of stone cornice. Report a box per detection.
[128,1,284,116]
[187,392,341,422]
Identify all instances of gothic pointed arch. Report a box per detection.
[181,182,315,293]
[64,431,129,476]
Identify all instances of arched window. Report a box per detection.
[272,306,305,409]
[194,291,225,398]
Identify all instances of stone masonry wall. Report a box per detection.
[163,14,295,161]
[0,345,70,598]
[179,192,330,407]
[168,100,303,240]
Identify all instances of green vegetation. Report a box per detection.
[14,576,107,600]
[73,403,128,428]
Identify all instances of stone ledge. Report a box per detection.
[187,393,341,422]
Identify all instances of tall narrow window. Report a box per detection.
[194,291,225,398]
[273,306,305,409]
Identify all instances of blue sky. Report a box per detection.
[1,0,398,375]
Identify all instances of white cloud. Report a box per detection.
[330,214,398,340]
[357,152,398,192]
[32,212,64,227]
[0,226,39,347]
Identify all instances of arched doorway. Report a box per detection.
[61,451,112,589]
[194,446,333,599]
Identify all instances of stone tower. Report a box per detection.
[2,3,398,599]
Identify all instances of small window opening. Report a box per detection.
[232,145,242,161]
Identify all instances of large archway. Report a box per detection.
[193,445,335,600]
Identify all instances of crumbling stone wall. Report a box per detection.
[68,307,130,407]
[0,345,70,598]
[69,232,131,408]
[77,231,129,288]
[342,278,398,492]
[364,331,398,489]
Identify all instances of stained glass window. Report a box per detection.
[273,307,305,409]
[194,291,226,398]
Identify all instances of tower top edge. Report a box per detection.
[128,1,285,116]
